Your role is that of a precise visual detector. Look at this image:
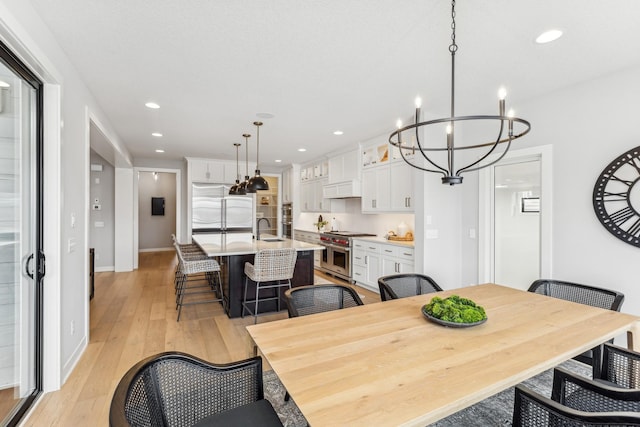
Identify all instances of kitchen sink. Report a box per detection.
[261,237,285,242]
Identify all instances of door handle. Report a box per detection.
[24,253,34,279]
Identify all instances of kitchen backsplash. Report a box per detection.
[298,199,414,238]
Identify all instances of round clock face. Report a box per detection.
[593,145,640,248]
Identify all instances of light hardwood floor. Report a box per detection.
[23,251,380,426]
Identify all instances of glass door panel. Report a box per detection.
[0,44,42,426]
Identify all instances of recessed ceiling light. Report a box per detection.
[275,159,282,163]
[333,130,344,135]
[152,132,163,137]
[155,149,165,153]
[535,29,563,44]
[145,102,160,109]
[256,112,275,119]
[0,80,10,88]
[298,148,307,152]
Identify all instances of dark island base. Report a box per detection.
[222,250,315,318]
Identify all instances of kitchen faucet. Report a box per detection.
[256,217,271,240]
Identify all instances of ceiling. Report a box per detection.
[29,0,640,168]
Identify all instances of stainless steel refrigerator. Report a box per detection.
[192,183,254,233]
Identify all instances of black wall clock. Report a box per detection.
[592,145,640,248]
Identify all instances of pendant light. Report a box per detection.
[229,143,244,195]
[246,121,269,192]
[388,0,531,185]
[237,134,251,193]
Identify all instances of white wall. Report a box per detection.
[513,64,640,318]
[89,149,115,270]
[0,0,132,388]
[138,172,176,250]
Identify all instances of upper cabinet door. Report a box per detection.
[390,163,414,211]
[190,159,225,183]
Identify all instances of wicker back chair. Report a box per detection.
[284,284,364,318]
[599,343,640,389]
[513,384,640,427]
[377,273,443,301]
[174,243,224,321]
[528,279,625,376]
[551,366,640,412]
[109,352,283,427]
[242,248,297,324]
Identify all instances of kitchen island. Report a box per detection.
[192,233,324,318]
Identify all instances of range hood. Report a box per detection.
[322,179,361,199]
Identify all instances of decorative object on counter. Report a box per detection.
[238,133,251,193]
[422,295,487,327]
[387,231,414,242]
[229,142,245,195]
[247,121,269,192]
[330,217,339,232]
[314,215,328,231]
[397,221,409,238]
[260,196,270,205]
[388,0,531,186]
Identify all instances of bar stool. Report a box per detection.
[242,248,297,324]
[175,244,225,321]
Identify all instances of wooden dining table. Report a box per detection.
[246,283,640,427]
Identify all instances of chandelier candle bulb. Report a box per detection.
[415,97,422,109]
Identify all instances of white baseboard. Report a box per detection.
[95,266,114,272]
[138,247,174,253]
[62,335,87,386]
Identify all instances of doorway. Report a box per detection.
[0,42,44,425]
[479,145,553,290]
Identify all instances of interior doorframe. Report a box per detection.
[478,144,553,283]
[133,167,182,269]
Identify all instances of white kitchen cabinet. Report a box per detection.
[282,168,292,203]
[361,163,413,213]
[351,240,382,291]
[328,149,360,184]
[352,239,414,291]
[380,245,415,276]
[390,162,413,211]
[300,177,330,213]
[189,158,252,185]
[361,166,391,213]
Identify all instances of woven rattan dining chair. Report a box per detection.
[598,343,640,389]
[512,384,640,426]
[109,352,283,427]
[377,273,443,301]
[242,248,297,324]
[284,284,364,318]
[528,279,625,376]
[551,366,640,412]
[174,243,224,321]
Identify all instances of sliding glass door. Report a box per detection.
[0,42,44,426]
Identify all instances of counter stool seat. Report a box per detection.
[242,248,297,324]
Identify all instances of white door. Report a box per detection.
[479,146,553,290]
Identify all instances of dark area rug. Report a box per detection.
[263,359,592,427]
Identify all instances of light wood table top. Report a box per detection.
[247,283,640,427]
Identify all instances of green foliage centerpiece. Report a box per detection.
[422,295,487,327]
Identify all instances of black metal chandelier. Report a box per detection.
[388,0,531,185]
[237,133,251,194]
[246,121,269,192]
[229,143,244,195]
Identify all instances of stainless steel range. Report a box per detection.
[319,231,376,282]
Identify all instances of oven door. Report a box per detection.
[322,244,350,277]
